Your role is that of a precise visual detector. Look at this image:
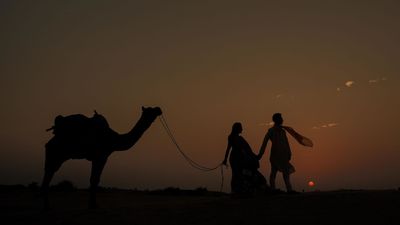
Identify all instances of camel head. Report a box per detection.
[141,106,162,120]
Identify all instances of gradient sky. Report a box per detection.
[1,0,399,192]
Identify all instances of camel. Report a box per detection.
[40,106,162,209]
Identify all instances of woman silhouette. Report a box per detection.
[222,122,262,193]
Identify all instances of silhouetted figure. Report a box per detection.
[223,122,266,194]
[258,113,296,193]
[40,106,162,209]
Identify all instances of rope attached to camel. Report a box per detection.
[159,115,225,192]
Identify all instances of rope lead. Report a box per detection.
[159,115,224,192]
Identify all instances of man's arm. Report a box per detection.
[257,133,270,160]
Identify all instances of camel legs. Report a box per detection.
[40,158,64,210]
[40,170,55,210]
[89,157,107,209]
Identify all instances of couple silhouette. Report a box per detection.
[223,113,309,194]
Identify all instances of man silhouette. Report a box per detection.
[258,113,296,193]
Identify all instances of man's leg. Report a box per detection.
[269,165,278,190]
[283,172,293,192]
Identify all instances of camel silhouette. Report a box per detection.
[40,106,162,209]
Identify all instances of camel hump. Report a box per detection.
[91,111,109,130]
[50,112,110,137]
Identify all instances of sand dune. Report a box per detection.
[1,188,399,225]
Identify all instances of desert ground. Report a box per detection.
[1,187,399,225]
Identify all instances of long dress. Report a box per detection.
[228,135,265,193]
[267,126,295,174]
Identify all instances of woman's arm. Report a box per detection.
[222,140,232,165]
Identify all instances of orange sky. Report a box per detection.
[1,1,399,192]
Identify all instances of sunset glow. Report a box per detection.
[0,1,399,192]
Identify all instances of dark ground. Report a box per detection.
[1,188,400,225]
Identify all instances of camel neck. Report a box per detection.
[113,114,156,151]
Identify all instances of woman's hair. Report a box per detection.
[230,122,242,135]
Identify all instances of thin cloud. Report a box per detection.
[337,77,388,94]
[258,122,274,127]
[368,79,378,84]
[345,81,354,88]
[369,77,388,84]
[313,123,339,129]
